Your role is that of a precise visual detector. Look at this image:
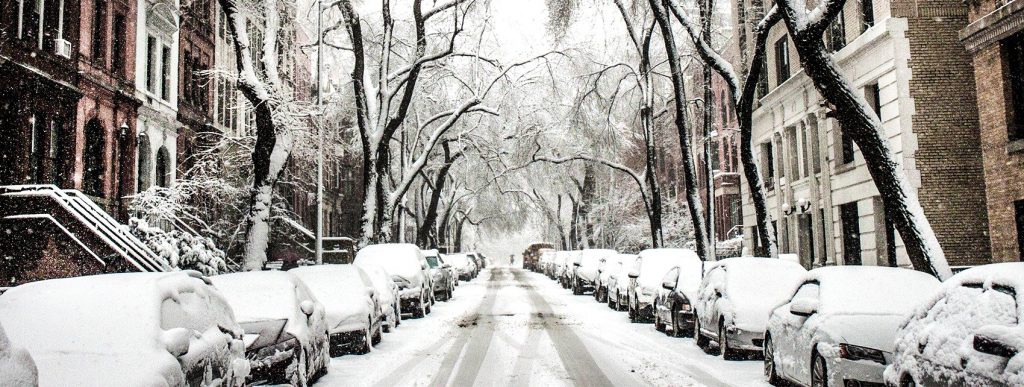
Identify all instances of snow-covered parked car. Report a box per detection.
[885,262,1024,387]
[445,253,477,281]
[424,250,455,301]
[288,265,383,356]
[609,253,639,311]
[354,243,434,318]
[358,263,402,332]
[552,251,570,286]
[0,272,249,386]
[211,271,329,386]
[693,257,806,358]
[560,251,581,289]
[595,253,626,303]
[764,266,940,387]
[540,250,557,278]
[0,321,38,386]
[571,249,616,295]
[652,251,704,336]
[628,248,700,323]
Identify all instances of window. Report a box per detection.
[30,114,45,183]
[865,83,881,117]
[775,37,790,85]
[155,146,171,187]
[839,123,856,165]
[161,45,172,101]
[791,282,820,303]
[83,119,106,197]
[1004,32,1024,142]
[111,13,126,75]
[760,141,774,190]
[182,48,192,104]
[826,10,846,52]
[786,126,800,179]
[1015,200,1024,261]
[137,136,151,192]
[91,0,107,65]
[20,0,41,44]
[146,36,157,92]
[840,202,861,265]
[756,55,769,97]
[42,0,62,51]
[861,0,875,32]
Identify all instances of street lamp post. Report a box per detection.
[315,0,324,265]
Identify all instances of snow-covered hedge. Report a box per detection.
[129,218,227,276]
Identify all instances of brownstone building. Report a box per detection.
[1,0,82,188]
[75,0,140,219]
[961,0,1024,262]
[177,0,214,173]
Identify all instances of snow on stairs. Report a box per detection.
[0,185,170,273]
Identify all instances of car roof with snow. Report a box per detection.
[806,266,940,315]
[636,248,701,285]
[210,271,304,322]
[289,264,373,297]
[354,243,425,280]
[579,249,617,267]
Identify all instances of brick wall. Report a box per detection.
[965,0,1024,262]
[901,1,993,266]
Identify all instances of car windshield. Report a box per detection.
[426,256,440,268]
[820,269,939,315]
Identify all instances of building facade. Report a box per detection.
[1,0,82,189]
[960,0,1024,262]
[134,0,179,192]
[176,0,214,174]
[736,0,992,269]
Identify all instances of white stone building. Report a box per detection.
[134,0,180,190]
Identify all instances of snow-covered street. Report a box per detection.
[316,266,767,387]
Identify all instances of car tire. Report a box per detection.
[720,322,741,360]
[654,302,666,332]
[900,375,919,387]
[628,299,637,322]
[811,352,828,387]
[413,297,426,318]
[764,335,782,386]
[287,347,308,387]
[394,304,402,327]
[572,280,582,295]
[607,291,616,309]
[372,322,383,346]
[356,325,372,355]
[670,307,684,337]
[695,319,711,351]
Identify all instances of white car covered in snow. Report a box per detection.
[595,252,627,303]
[609,253,639,311]
[571,249,616,295]
[0,321,38,386]
[885,262,1024,387]
[763,266,940,387]
[358,263,402,332]
[354,243,434,318]
[693,257,806,359]
[211,271,329,386]
[445,253,477,281]
[652,251,704,336]
[289,265,384,356]
[540,250,557,278]
[628,248,700,323]
[0,272,249,386]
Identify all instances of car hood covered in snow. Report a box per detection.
[0,272,242,386]
[289,265,374,333]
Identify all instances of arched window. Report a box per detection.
[83,119,106,197]
[136,134,151,192]
[155,146,171,188]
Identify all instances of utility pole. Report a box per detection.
[701,0,716,260]
[315,0,324,264]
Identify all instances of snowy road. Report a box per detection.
[314,267,770,387]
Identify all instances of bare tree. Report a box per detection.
[217,0,308,269]
[648,0,711,260]
[665,0,779,256]
[771,0,950,279]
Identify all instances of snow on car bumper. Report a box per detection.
[830,356,887,387]
[399,287,423,300]
[724,327,764,351]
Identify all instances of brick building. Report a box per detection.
[76,0,140,218]
[1,0,82,189]
[177,0,215,173]
[734,0,992,268]
[960,0,1024,262]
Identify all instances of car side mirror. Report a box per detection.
[790,298,819,317]
[443,264,451,269]
[365,286,376,297]
[661,280,674,290]
[162,327,192,357]
[628,270,640,279]
[974,333,1019,358]
[300,300,316,316]
[573,262,581,267]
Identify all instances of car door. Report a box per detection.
[658,267,680,321]
[781,281,820,383]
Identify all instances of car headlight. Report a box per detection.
[679,299,692,312]
[839,343,886,365]
[392,275,411,289]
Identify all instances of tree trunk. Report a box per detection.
[783,27,950,278]
[417,143,459,247]
[241,105,291,270]
[650,0,711,260]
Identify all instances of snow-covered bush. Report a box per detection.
[129,218,227,276]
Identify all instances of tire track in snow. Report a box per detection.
[514,269,615,387]
[431,267,506,386]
